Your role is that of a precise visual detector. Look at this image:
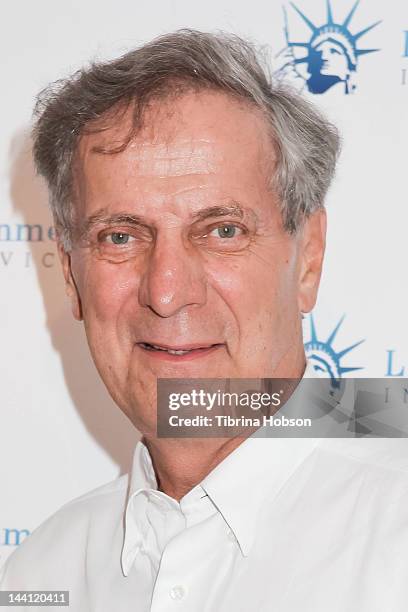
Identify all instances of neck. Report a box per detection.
[145,352,307,501]
[143,436,246,501]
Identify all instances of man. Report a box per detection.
[1,29,408,611]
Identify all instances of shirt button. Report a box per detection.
[169,585,187,601]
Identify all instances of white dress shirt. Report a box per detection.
[2,364,408,611]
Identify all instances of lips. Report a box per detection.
[137,341,222,356]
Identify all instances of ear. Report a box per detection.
[57,241,83,321]
[297,208,327,314]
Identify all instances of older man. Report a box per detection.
[1,29,408,612]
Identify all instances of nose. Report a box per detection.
[138,232,207,317]
[320,49,328,61]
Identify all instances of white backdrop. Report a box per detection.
[1,0,407,565]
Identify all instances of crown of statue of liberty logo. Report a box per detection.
[276,0,381,94]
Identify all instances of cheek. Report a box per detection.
[204,243,299,322]
[74,258,137,328]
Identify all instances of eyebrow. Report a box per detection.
[80,210,147,235]
[191,204,247,222]
[79,202,255,238]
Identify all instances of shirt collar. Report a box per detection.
[201,360,322,556]
[120,442,157,576]
[121,359,321,574]
[200,433,320,557]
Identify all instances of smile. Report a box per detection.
[137,342,223,361]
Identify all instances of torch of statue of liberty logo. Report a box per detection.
[277,0,381,94]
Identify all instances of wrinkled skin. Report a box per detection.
[59,90,326,439]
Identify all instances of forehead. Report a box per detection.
[74,89,277,214]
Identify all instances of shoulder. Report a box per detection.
[316,437,408,474]
[59,470,130,517]
[0,473,129,589]
[314,437,408,499]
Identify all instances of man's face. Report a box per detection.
[60,90,325,435]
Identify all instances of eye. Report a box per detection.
[106,232,133,245]
[210,224,241,239]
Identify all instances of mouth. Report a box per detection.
[136,341,224,361]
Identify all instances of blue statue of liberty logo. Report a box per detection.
[277,1,381,94]
[304,314,364,388]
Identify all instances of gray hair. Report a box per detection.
[32,29,340,251]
